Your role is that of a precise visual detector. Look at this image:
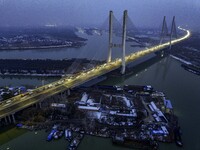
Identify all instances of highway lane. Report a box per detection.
[0,64,119,118]
[0,27,190,119]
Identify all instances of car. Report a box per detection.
[6,100,11,103]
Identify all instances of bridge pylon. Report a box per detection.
[107,10,128,74]
[169,16,177,50]
[121,10,127,74]
[160,16,168,44]
[107,11,113,63]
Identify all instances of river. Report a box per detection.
[0,30,200,149]
[1,56,200,150]
[0,31,142,87]
[0,32,141,60]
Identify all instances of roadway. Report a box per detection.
[0,27,190,119]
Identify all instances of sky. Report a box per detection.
[0,0,199,30]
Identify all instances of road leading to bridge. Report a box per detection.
[0,27,190,119]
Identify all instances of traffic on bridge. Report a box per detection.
[0,27,190,121]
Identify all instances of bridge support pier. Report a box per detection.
[62,92,66,98]
[62,91,67,99]
[8,115,12,123]
[35,102,42,109]
[4,116,8,124]
[67,89,71,96]
[39,102,42,109]
[60,93,64,100]
[12,114,16,124]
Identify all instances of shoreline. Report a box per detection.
[170,55,191,65]
[0,58,103,77]
[170,55,200,75]
[0,44,85,51]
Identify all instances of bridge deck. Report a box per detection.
[0,27,190,119]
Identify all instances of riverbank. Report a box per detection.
[170,55,200,76]
[170,55,191,65]
[170,32,200,76]
[0,59,103,77]
[0,26,87,50]
[0,42,86,50]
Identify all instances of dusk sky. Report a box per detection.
[0,0,199,30]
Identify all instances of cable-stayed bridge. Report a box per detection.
[0,10,190,123]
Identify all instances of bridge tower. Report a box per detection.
[107,11,113,63]
[121,10,127,74]
[107,10,128,74]
[160,16,168,44]
[169,16,177,49]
